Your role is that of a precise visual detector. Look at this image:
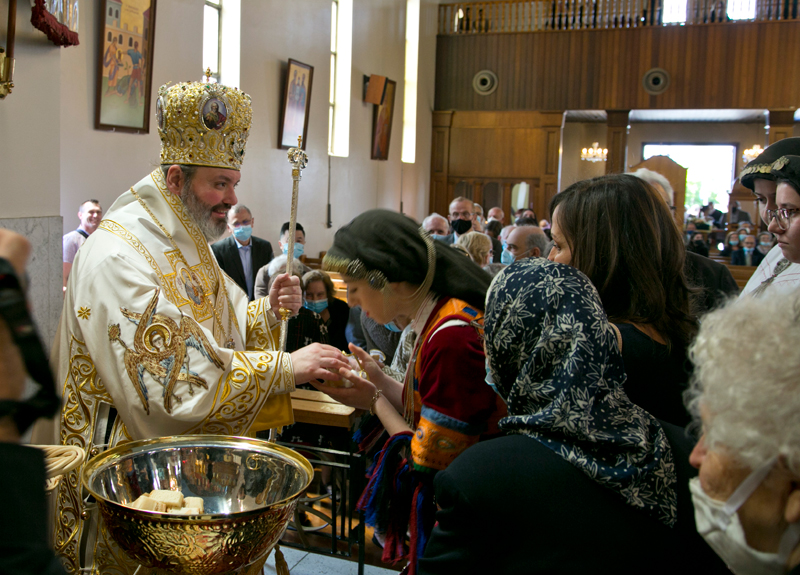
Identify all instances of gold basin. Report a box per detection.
[82,434,313,574]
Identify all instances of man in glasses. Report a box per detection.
[739,138,800,297]
[211,204,274,301]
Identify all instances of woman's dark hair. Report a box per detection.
[324,209,491,311]
[549,174,697,349]
[486,220,503,238]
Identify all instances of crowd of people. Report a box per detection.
[4,80,800,575]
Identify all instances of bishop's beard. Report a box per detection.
[180,183,229,242]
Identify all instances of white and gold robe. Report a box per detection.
[51,169,294,574]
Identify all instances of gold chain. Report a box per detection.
[130,187,235,349]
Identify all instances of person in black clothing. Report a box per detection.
[302,270,350,352]
[548,174,698,425]
[0,229,67,575]
[420,259,727,575]
[687,231,710,258]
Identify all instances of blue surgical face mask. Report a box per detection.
[282,242,305,259]
[738,234,747,241]
[485,361,501,396]
[743,247,754,254]
[760,241,771,247]
[304,298,328,314]
[431,234,448,242]
[232,225,252,242]
[500,248,515,266]
[384,321,402,333]
[729,238,739,246]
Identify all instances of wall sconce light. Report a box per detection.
[581,142,607,162]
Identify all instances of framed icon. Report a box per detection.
[278,59,314,149]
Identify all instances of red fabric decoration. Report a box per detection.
[30,0,80,47]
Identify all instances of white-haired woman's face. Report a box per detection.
[690,407,800,556]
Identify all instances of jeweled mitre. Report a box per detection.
[156,82,252,171]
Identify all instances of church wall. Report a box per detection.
[235,0,438,259]
[59,0,204,234]
[0,0,65,349]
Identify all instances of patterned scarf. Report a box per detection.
[485,258,678,526]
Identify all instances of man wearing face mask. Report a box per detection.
[279,221,306,260]
[211,204,274,301]
[501,224,549,265]
[439,198,503,263]
[732,235,765,267]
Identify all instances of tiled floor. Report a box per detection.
[263,545,397,575]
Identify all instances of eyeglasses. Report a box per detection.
[231,219,252,227]
[765,208,800,231]
[450,211,473,219]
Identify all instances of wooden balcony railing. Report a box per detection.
[438,0,799,33]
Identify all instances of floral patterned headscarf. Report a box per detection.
[485,258,678,526]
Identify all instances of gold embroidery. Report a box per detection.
[185,351,285,436]
[109,288,224,415]
[77,307,91,320]
[161,250,214,322]
[246,297,277,352]
[54,337,113,573]
[98,220,165,285]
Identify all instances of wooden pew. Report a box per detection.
[724,264,758,290]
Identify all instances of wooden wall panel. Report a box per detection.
[429,111,564,218]
[435,22,800,111]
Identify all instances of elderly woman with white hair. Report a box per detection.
[686,292,800,574]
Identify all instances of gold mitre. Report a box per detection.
[156,81,252,171]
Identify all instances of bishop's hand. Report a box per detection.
[290,343,351,385]
[269,273,301,321]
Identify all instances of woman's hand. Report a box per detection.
[346,343,395,391]
[309,367,378,411]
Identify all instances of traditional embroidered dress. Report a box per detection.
[322,209,505,574]
[358,296,504,573]
[51,169,295,574]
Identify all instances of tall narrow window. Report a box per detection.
[401,0,420,164]
[329,0,352,157]
[203,0,222,83]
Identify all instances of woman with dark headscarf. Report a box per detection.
[314,209,505,573]
[419,259,727,575]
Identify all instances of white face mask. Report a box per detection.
[689,458,800,575]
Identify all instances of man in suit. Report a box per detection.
[438,197,502,262]
[211,204,274,301]
[731,234,765,267]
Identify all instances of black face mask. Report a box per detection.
[451,219,473,235]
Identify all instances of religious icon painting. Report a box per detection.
[278,59,314,150]
[95,0,158,133]
[202,98,228,130]
[371,79,396,161]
